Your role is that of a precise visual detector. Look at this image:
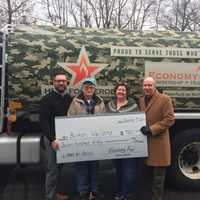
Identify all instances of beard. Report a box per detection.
[55,85,66,93]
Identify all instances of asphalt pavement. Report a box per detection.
[0,162,199,200]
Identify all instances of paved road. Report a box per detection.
[0,163,199,200]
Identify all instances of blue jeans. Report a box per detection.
[44,137,60,200]
[75,161,99,193]
[113,158,136,197]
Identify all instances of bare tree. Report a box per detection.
[111,0,131,29]
[187,1,200,31]
[0,0,34,27]
[69,0,117,28]
[82,0,116,28]
[84,0,156,29]
[84,0,102,28]
[0,6,7,27]
[37,0,158,29]
[41,0,71,25]
[157,0,200,31]
[126,0,156,30]
[100,0,116,28]
[69,0,92,28]
[154,0,165,29]
[36,0,200,31]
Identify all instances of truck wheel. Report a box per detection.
[168,129,200,189]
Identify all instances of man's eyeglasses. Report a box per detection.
[54,80,67,83]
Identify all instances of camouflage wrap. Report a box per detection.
[6,25,200,117]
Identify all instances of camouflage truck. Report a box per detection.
[0,25,200,189]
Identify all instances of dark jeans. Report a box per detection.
[113,158,137,197]
[44,137,62,200]
[75,161,99,193]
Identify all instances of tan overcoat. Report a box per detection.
[139,90,175,166]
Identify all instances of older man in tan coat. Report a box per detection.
[139,77,175,200]
[68,77,105,200]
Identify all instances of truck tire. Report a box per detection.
[168,129,200,189]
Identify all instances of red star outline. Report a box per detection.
[58,46,108,86]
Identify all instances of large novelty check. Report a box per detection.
[55,112,148,163]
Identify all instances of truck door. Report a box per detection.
[0,32,5,133]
